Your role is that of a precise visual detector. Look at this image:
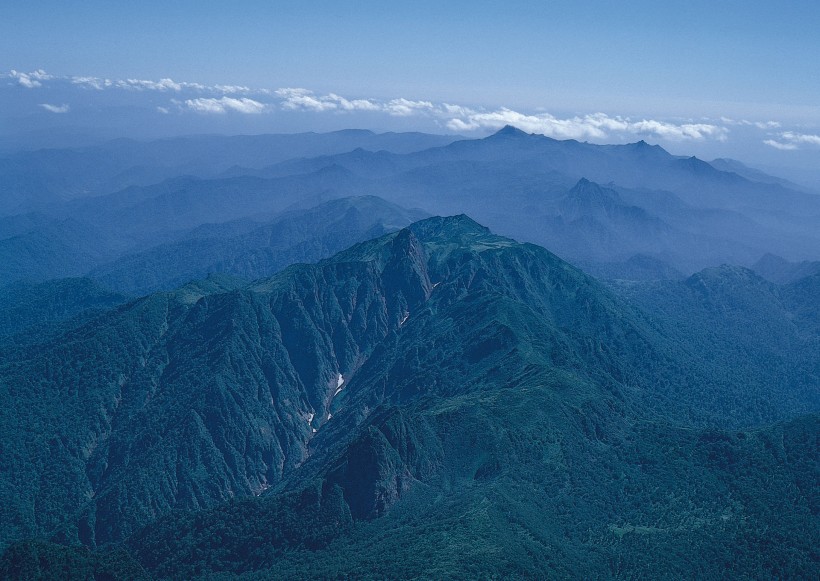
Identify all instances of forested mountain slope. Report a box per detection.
[0,216,817,579]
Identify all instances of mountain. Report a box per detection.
[547,178,673,262]
[0,216,817,579]
[3,127,819,289]
[611,265,820,421]
[128,413,818,579]
[242,126,820,272]
[752,253,820,284]
[709,157,811,191]
[580,254,685,281]
[89,196,428,294]
[0,216,124,287]
[0,130,459,216]
[0,168,419,287]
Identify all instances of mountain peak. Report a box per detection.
[626,139,668,156]
[563,178,621,214]
[569,177,616,198]
[491,125,529,138]
[408,214,493,242]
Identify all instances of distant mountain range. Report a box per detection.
[3,127,817,290]
[0,129,458,215]
[0,216,816,578]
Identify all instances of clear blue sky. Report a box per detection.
[3,0,818,115]
[2,1,819,175]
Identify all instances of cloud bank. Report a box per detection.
[13,67,818,150]
[445,109,727,141]
[273,87,727,141]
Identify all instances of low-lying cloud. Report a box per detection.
[71,74,258,96]
[447,109,727,141]
[763,131,820,151]
[763,139,798,151]
[276,88,381,112]
[273,87,728,141]
[184,96,267,114]
[276,88,436,118]
[39,103,70,113]
[10,69,51,88]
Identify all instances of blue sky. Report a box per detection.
[2,1,819,175]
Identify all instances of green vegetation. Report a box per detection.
[0,216,817,578]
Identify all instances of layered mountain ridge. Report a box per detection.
[0,215,817,579]
[3,127,819,291]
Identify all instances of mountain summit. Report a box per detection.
[490,124,531,138]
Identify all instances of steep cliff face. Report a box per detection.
[0,221,438,547]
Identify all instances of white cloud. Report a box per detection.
[213,84,253,94]
[385,98,435,117]
[763,139,798,151]
[275,88,381,113]
[10,69,51,88]
[71,76,113,90]
[39,103,70,113]
[441,103,478,117]
[184,96,267,114]
[156,106,170,114]
[69,73,262,96]
[780,131,820,146]
[276,88,340,112]
[445,109,727,141]
[118,77,184,91]
[764,131,820,151]
[272,86,729,142]
[719,117,781,129]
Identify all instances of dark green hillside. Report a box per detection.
[0,275,245,548]
[119,220,817,578]
[0,540,149,581]
[130,404,818,580]
[0,277,128,339]
[612,266,820,422]
[1,216,817,578]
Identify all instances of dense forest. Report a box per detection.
[0,213,817,578]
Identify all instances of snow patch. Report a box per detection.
[327,413,333,420]
[306,412,314,425]
[400,313,409,326]
[312,428,318,433]
[333,373,345,397]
